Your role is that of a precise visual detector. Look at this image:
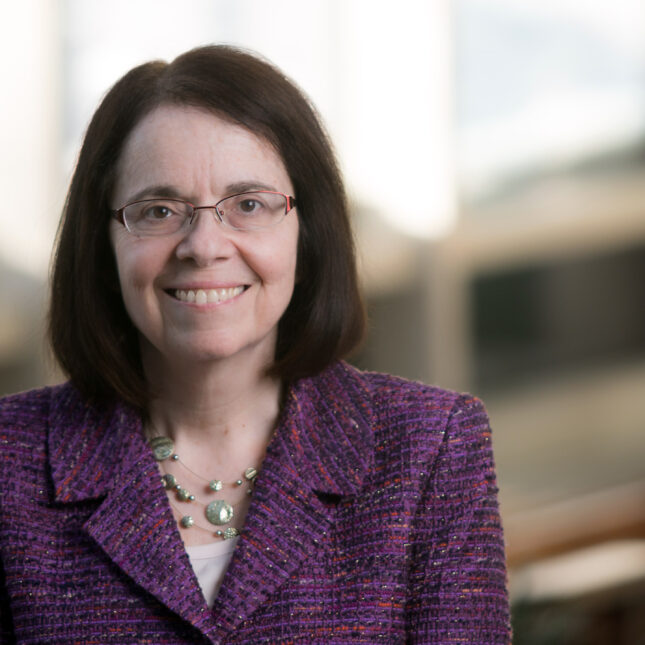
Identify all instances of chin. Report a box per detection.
[176,337,275,365]
[177,343,241,362]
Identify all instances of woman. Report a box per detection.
[0,46,510,643]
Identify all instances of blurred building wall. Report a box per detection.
[0,1,61,390]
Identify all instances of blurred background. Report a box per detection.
[1,1,645,642]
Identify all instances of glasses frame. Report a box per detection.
[111,190,297,235]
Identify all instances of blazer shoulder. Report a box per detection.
[340,362,481,426]
[0,382,80,441]
[335,363,490,458]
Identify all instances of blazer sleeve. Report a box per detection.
[405,394,511,644]
[0,558,13,644]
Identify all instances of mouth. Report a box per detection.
[169,286,246,305]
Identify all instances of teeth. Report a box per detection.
[174,286,244,304]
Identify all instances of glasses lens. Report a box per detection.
[217,192,287,230]
[123,199,191,236]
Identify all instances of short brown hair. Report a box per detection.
[49,45,365,411]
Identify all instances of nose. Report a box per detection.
[174,207,234,266]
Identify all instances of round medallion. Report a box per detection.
[162,473,176,489]
[149,437,174,461]
[177,488,192,502]
[205,500,234,525]
[180,515,194,528]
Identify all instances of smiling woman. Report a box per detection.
[109,105,300,370]
[0,45,510,643]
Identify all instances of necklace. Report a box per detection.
[149,436,258,540]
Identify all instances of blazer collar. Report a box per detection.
[48,384,217,639]
[48,363,373,503]
[270,360,374,496]
[212,362,375,634]
[48,384,139,503]
[47,362,374,640]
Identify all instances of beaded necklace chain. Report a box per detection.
[149,436,258,540]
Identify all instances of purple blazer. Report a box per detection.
[0,362,510,643]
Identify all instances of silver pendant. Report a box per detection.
[162,473,176,489]
[150,437,174,461]
[205,500,234,525]
[215,527,240,539]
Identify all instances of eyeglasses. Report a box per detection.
[111,191,297,236]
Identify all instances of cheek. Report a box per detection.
[242,219,299,287]
[265,239,299,287]
[272,219,300,284]
[111,235,160,300]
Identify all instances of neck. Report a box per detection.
[141,341,283,472]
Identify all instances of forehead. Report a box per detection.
[113,104,291,203]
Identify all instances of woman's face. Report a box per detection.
[109,104,299,370]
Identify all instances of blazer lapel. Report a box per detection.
[48,386,217,641]
[48,362,374,641]
[211,363,374,635]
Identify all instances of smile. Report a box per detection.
[171,286,245,305]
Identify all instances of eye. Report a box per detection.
[215,192,284,230]
[237,198,263,214]
[141,202,177,220]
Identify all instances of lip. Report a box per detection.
[165,285,248,306]
[166,281,249,290]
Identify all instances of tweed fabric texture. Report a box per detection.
[0,361,510,644]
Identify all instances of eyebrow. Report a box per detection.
[225,181,278,195]
[127,185,183,203]
[125,181,281,205]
